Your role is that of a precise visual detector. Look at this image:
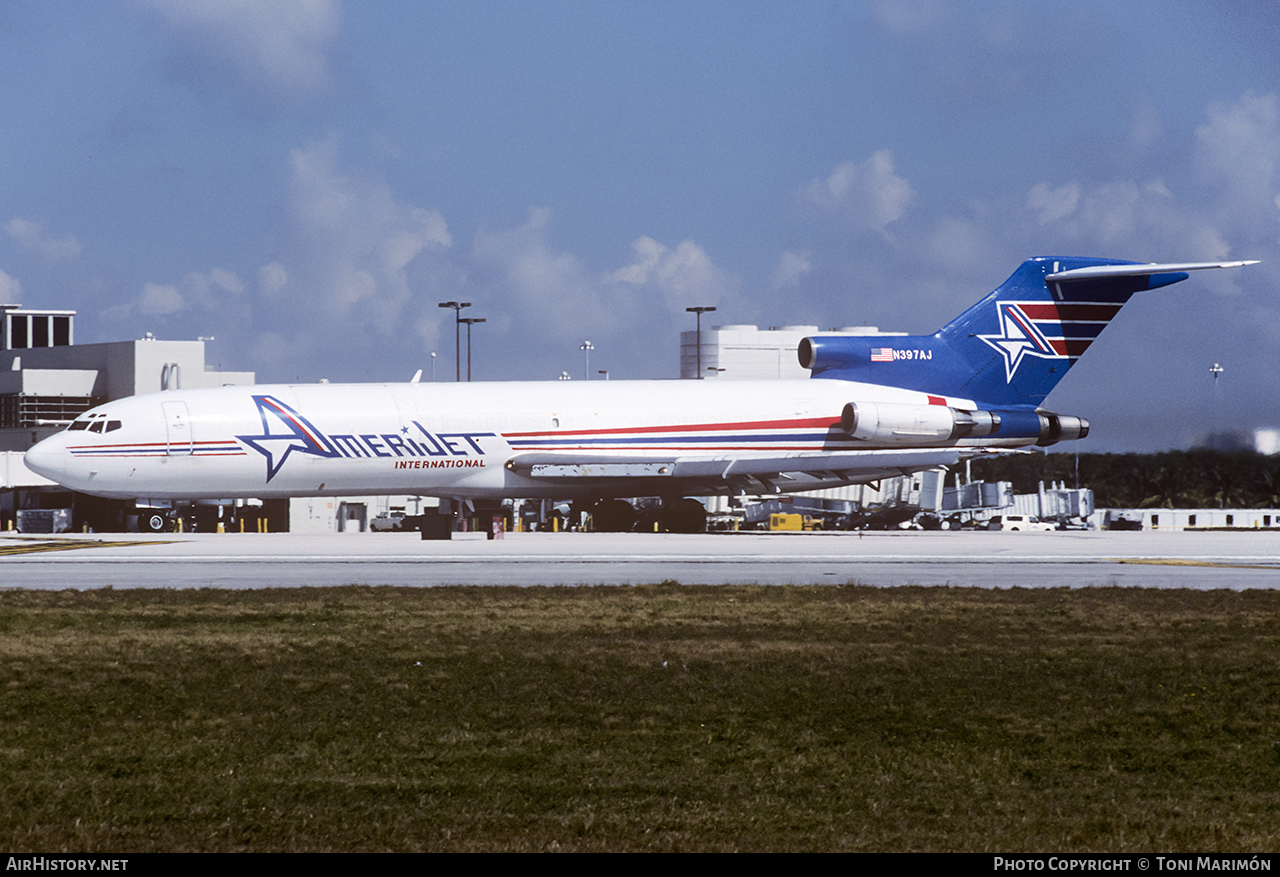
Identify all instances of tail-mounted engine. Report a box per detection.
[839,402,1087,447]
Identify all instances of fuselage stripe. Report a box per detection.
[504,416,842,439]
[508,431,842,447]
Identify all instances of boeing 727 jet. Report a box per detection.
[24,257,1256,531]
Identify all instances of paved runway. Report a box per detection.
[2,529,1278,589]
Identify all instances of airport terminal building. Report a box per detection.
[0,303,255,531]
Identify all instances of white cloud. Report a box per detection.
[771,250,812,291]
[1026,182,1081,225]
[607,236,664,287]
[1017,177,1233,264]
[138,282,185,315]
[138,0,340,97]
[282,139,452,333]
[922,215,1004,274]
[4,218,81,262]
[608,235,738,312]
[0,268,20,301]
[121,268,246,317]
[465,213,739,365]
[1195,91,1280,236]
[472,208,612,339]
[1196,92,1280,189]
[258,261,288,295]
[802,151,915,236]
[1128,95,1164,153]
[868,0,955,36]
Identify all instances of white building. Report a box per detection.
[1,303,258,531]
[679,324,904,380]
[2,304,254,453]
[1101,508,1280,531]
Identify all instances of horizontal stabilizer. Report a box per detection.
[1045,260,1259,282]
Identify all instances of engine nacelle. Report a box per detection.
[840,402,1001,444]
[1036,412,1089,446]
[839,402,1089,446]
[798,336,859,372]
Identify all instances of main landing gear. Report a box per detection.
[591,499,636,533]
[590,498,707,533]
[140,509,172,533]
[659,498,707,534]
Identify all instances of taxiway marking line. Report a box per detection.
[1112,558,1280,571]
[0,539,179,556]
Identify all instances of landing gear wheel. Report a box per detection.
[143,512,169,533]
[592,499,636,532]
[660,498,707,533]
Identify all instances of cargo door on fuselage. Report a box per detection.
[163,401,192,456]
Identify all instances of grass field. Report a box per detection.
[1,584,1277,852]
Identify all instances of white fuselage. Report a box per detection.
[24,377,1000,503]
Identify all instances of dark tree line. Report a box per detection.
[954,449,1280,509]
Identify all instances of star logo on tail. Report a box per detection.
[236,395,339,482]
[978,303,1062,382]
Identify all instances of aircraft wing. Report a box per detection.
[507,448,966,495]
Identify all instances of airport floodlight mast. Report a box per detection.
[686,306,716,378]
[1210,362,1224,449]
[580,340,594,379]
[460,317,486,382]
[430,351,436,382]
[437,301,471,381]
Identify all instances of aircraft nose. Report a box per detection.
[24,434,67,484]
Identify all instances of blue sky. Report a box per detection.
[2,1,1278,451]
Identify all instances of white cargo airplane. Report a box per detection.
[24,257,1256,531]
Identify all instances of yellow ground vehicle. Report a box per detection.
[769,513,823,531]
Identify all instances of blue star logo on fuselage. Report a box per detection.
[236,395,339,482]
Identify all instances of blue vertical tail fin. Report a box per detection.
[801,257,1256,408]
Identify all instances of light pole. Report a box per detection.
[598,370,609,381]
[437,301,471,381]
[1210,362,1224,450]
[430,351,436,382]
[580,340,594,380]
[686,306,716,379]
[460,317,486,381]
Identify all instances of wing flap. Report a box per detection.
[510,449,963,485]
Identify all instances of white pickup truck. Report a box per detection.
[995,514,1056,532]
[370,511,407,532]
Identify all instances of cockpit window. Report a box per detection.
[67,412,116,434]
